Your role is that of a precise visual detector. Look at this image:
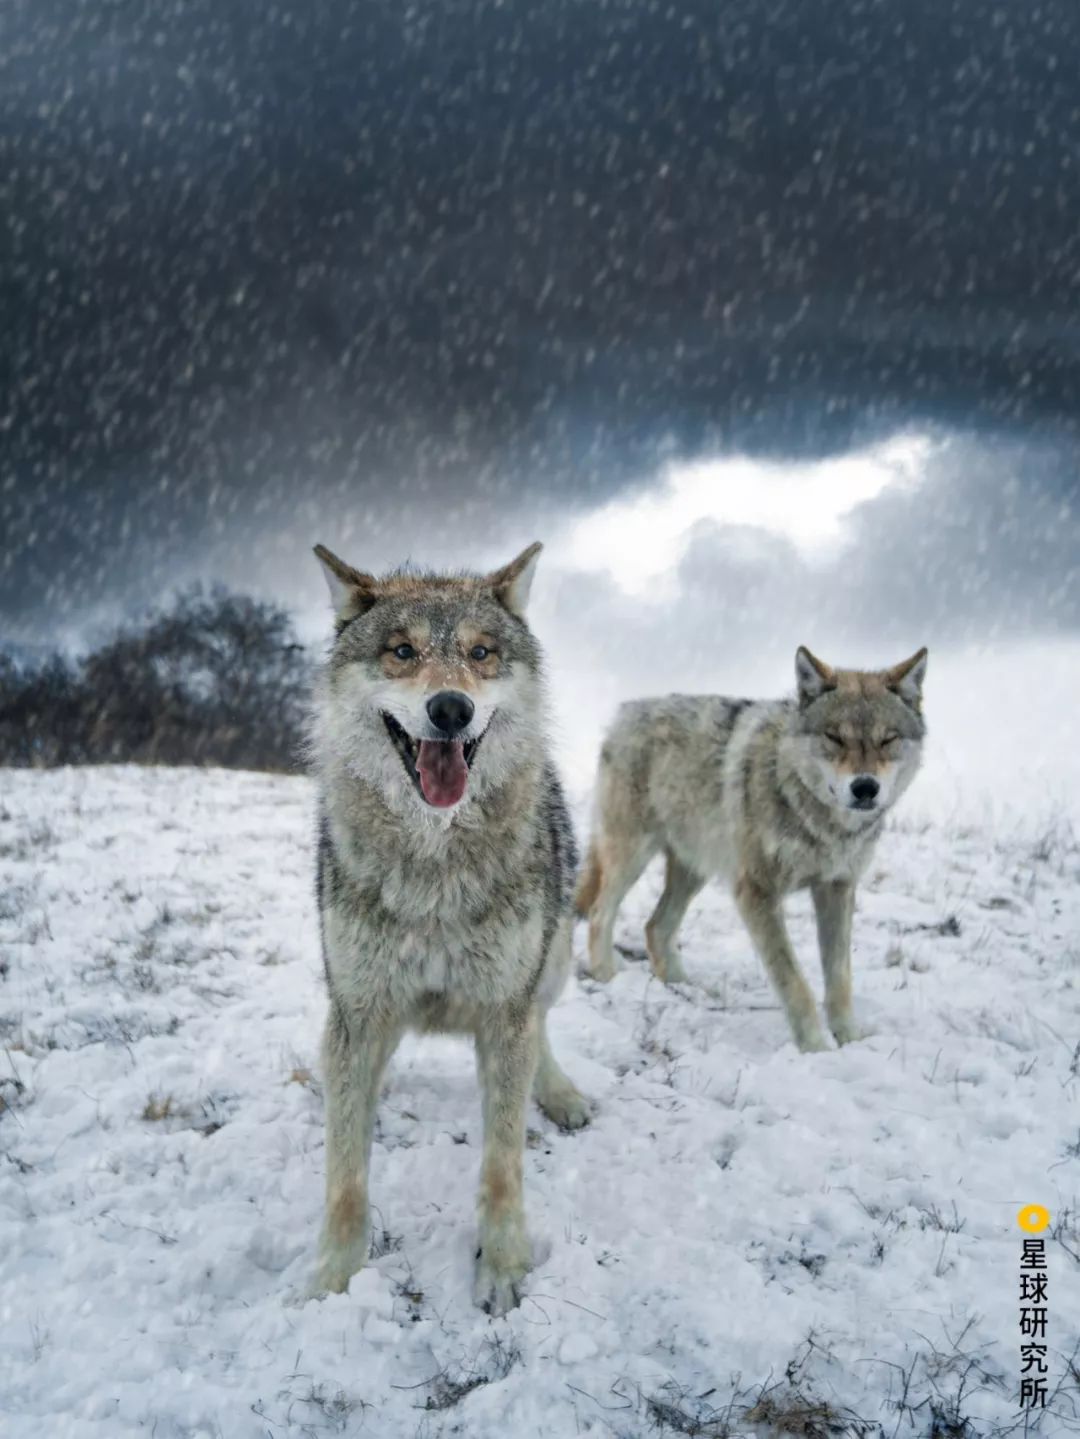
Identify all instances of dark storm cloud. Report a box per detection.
[2,0,1079,639]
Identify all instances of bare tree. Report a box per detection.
[0,588,311,772]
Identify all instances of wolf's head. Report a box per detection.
[311,542,548,818]
[789,645,928,818]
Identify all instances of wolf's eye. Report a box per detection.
[882,732,901,745]
[824,731,844,746]
[391,643,416,661]
[470,645,491,661]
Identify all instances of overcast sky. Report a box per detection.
[2,0,1078,725]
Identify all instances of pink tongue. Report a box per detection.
[417,739,469,807]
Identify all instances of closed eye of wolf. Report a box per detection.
[576,646,928,1053]
[309,540,589,1315]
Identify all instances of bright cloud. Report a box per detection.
[559,432,935,598]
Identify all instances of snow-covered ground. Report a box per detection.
[1,766,1078,1437]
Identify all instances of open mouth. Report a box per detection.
[382,713,485,808]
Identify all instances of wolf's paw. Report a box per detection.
[658,961,691,986]
[645,939,689,986]
[537,1085,593,1132]
[830,1014,875,1046]
[473,1223,532,1316]
[794,1027,831,1054]
[473,1251,529,1316]
[310,1236,369,1298]
[585,958,617,983]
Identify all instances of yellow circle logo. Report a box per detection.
[1017,1204,1051,1233]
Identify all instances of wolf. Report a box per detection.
[576,646,928,1052]
[308,541,589,1315]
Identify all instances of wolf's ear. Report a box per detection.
[795,646,835,706]
[314,544,378,627]
[488,541,542,619]
[885,647,928,710]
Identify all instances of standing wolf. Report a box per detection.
[309,541,589,1314]
[577,647,928,1052]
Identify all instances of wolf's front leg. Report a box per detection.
[473,1006,539,1315]
[734,873,829,1053]
[315,1003,400,1295]
[811,878,866,1045]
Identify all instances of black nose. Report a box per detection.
[850,775,880,803]
[426,690,475,737]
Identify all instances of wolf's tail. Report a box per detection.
[574,842,603,917]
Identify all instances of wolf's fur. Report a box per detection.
[577,647,928,1051]
[309,542,589,1315]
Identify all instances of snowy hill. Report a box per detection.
[1,767,1078,1437]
